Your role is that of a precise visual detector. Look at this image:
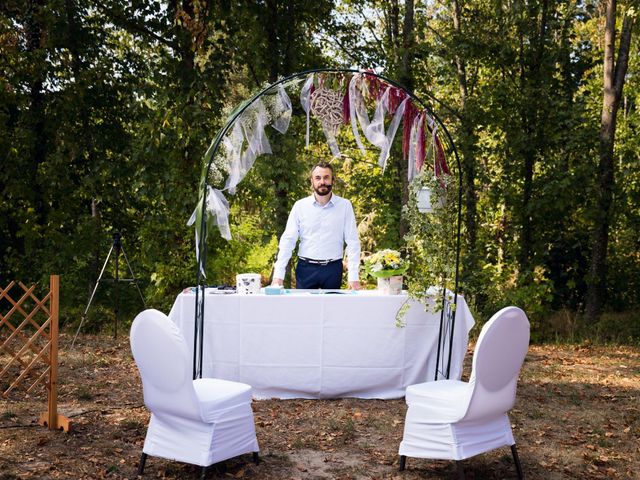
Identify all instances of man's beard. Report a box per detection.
[314,184,332,196]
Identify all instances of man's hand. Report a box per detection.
[348,281,360,290]
[271,278,284,287]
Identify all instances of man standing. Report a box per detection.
[272,161,361,290]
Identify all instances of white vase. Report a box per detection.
[377,275,403,295]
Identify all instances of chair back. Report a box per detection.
[462,306,530,422]
[130,309,201,421]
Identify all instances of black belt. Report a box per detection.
[299,257,341,266]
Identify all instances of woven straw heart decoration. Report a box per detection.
[310,87,344,136]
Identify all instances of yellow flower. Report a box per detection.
[364,249,408,278]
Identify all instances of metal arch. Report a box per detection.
[193,67,463,383]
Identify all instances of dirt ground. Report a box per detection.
[1,334,639,480]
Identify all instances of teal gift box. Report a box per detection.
[265,286,284,295]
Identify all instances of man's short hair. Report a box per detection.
[310,161,335,180]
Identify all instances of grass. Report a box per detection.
[74,385,94,401]
[536,309,640,345]
[0,410,17,421]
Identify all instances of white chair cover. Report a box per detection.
[399,306,529,463]
[130,309,259,467]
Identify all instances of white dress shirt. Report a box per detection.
[273,193,361,282]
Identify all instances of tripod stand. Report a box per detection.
[72,232,146,347]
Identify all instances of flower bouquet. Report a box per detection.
[364,249,408,294]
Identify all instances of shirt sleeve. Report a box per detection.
[273,202,300,280]
[343,200,361,282]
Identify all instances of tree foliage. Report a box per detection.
[1,0,638,339]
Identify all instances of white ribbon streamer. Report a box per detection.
[187,186,231,276]
[407,113,420,181]
[223,98,273,195]
[206,186,231,240]
[300,74,314,148]
[430,119,439,174]
[241,98,272,159]
[349,75,368,154]
[270,84,292,134]
[223,122,244,194]
[187,187,231,239]
[364,87,390,154]
[378,96,409,171]
[349,74,409,170]
[322,124,341,158]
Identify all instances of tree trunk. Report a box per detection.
[266,0,280,81]
[451,0,479,291]
[394,0,414,239]
[26,0,47,257]
[399,0,414,92]
[171,0,196,91]
[518,0,549,274]
[65,0,99,295]
[585,1,634,322]
[264,0,294,286]
[170,0,210,171]
[390,0,400,55]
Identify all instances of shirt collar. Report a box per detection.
[311,193,338,207]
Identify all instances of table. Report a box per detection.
[168,290,475,399]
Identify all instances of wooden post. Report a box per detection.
[38,275,70,432]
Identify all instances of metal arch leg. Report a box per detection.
[137,452,147,475]
[253,451,260,465]
[199,466,207,479]
[511,444,524,479]
[399,455,406,471]
[456,460,465,480]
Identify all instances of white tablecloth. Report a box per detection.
[168,290,475,399]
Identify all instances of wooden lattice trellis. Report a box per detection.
[0,275,70,431]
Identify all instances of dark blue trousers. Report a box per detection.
[295,259,343,289]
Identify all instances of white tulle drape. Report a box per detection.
[348,75,409,171]
[407,113,420,181]
[188,84,293,274]
[300,74,314,149]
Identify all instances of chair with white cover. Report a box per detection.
[130,309,259,479]
[398,306,529,479]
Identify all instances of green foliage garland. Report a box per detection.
[400,171,459,324]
